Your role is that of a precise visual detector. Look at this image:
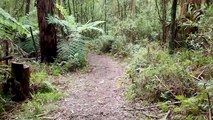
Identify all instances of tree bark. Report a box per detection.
[92,0,95,21]
[68,0,72,15]
[161,0,167,44]
[104,0,107,33]
[11,62,30,101]
[37,0,57,63]
[4,40,9,65]
[169,0,178,54]
[130,0,136,16]
[25,0,31,15]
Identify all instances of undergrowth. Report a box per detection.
[16,92,62,119]
[0,62,64,119]
[125,42,213,119]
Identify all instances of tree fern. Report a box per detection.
[47,15,104,34]
[47,4,105,34]
[47,4,105,69]
[78,20,105,33]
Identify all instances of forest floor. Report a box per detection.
[48,53,140,120]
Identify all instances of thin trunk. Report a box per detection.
[117,0,120,18]
[37,0,57,63]
[104,0,107,33]
[4,40,9,65]
[29,27,38,61]
[123,1,127,19]
[80,2,83,23]
[76,1,79,23]
[162,0,167,44]
[169,0,178,54]
[92,0,94,21]
[25,0,31,15]
[68,0,71,15]
[72,0,76,19]
[130,0,136,16]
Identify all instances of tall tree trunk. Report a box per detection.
[116,0,120,18]
[25,0,31,15]
[72,0,76,20]
[104,0,107,33]
[92,0,95,21]
[37,0,57,63]
[67,0,71,15]
[169,0,178,54]
[161,0,167,44]
[130,0,136,16]
[80,2,83,23]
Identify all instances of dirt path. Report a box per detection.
[51,53,137,120]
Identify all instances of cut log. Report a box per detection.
[11,62,30,101]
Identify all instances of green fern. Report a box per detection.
[47,4,104,70]
[47,4,104,35]
[58,38,86,61]
[0,8,29,39]
[78,20,105,33]
[57,35,87,70]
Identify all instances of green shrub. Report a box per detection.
[17,92,63,119]
[91,35,114,53]
[36,81,56,93]
[62,52,87,71]
[111,36,148,58]
[30,71,48,83]
[0,95,5,114]
[126,44,213,102]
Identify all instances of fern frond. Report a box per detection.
[0,8,29,36]
[47,15,71,34]
[58,39,86,61]
[78,21,105,33]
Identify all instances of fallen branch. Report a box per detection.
[0,56,13,61]
[124,101,181,111]
[160,110,172,120]
[155,75,176,97]
[142,111,160,119]
[190,75,203,81]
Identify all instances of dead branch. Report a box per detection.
[155,75,176,97]
[0,56,13,61]
[142,111,160,119]
[124,101,181,111]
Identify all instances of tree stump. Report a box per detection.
[11,62,30,101]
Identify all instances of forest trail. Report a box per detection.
[51,53,137,120]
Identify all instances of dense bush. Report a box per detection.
[126,43,213,102]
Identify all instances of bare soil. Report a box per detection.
[51,53,137,120]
